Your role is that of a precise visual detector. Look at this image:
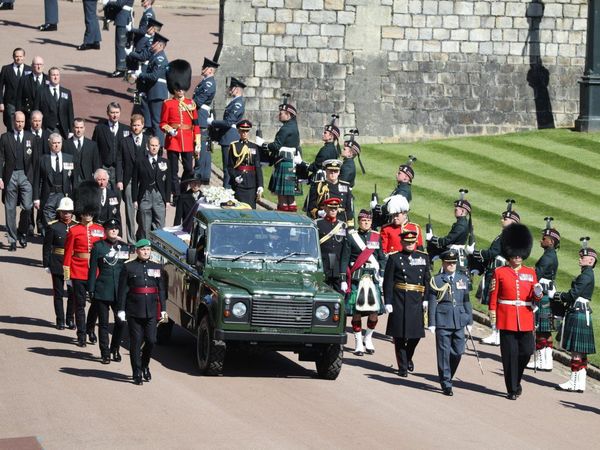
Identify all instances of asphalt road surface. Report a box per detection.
[1,2,600,449]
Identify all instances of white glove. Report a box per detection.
[133,68,142,78]
[255,136,264,146]
[422,301,428,311]
[160,311,168,322]
[195,143,201,153]
[126,21,132,32]
[317,209,326,218]
[256,186,264,196]
[168,128,178,137]
[548,286,556,299]
[369,199,377,210]
[207,117,214,125]
[235,175,243,185]
[465,324,473,334]
[428,326,436,334]
[124,46,133,56]
[340,281,348,293]
[465,242,475,255]
[293,153,303,165]
[533,283,543,297]
[426,230,433,241]
[385,304,393,314]
[44,267,51,274]
[117,311,126,322]
[102,0,109,5]
[66,280,72,287]
[470,269,480,277]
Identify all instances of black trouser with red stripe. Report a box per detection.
[500,330,534,394]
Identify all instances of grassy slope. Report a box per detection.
[214,128,600,365]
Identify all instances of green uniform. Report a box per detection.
[339,157,356,188]
[308,141,338,174]
[268,117,301,196]
[534,247,558,332]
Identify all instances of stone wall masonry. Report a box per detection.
[216,0,587,143]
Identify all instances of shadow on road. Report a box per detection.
[59,367,131,383]
[29,37,78,49]
[0,255,42,266]
[343,355,396,374]
[29,346,98,362]
[0,315,54,328]
[84,85,131,102]
[24,287,54,296]
[367,373,439,393]
[522,372,559,389]
[0,19,39,30]
[0,328,74,345]
[472,346,502,364]
[560,400,600,415]
[62,64,112,76]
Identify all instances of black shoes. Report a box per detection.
[133,376,143,385]
[442,387,453,396]
[18,235,27,248]
[77,338,87,348]
[516,385,523,397]
[506,393,518,400]
[56,323,65,330]
[39,23,57,31]
[398,370,408,378]
[111,350,122,362]
[66,319,76,330]
[408,360,414,372]
[101,355,111,365]
[77,42,100,51]
[142,367,151,382]
[8,243,16,252]
[87,331,97,344]
[110,70,125,78]
[0,2,15,10]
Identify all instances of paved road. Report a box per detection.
[1,2,600,449]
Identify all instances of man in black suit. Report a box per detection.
[174,174,203,226]
[33,132,74,231]
[92,101,130,191]
[132,136,170,239]
[16,56,46,128]
[63,118,100,187]
[0,111,37,250]
[30,110,51,154]
[35,67,74,139]
[116,113,146,244]
[0,48,31,132]
[94,168,121,226]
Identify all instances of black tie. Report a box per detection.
[152,158,157,170]
[77,139,82,151]
[449,275,454,285]
[53,87,59,102]
[54,155,59,172]
[16,66,21,78]
[16,133,21,144]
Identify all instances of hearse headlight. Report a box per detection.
[232,302,248,318]
[315,305,330,321]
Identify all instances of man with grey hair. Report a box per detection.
[16,56,46,127]
[0,111,37,251]
[94,167,120,226]
[33,132,74,231]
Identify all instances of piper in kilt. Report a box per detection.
[552,238,596,393]
[527,218,559,371]
[340,209,387,356]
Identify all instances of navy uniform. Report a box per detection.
[79,0,101,49]
[528,222,560,371]
[42,198,77,329]
[131,2,155,35]
[307,159,353,227]
[316,198,347,291]
[88,219,130,363]
[227,119,263,209]
[384,230,431,376]
[428,250,473,395]
[211,77,245,188]
[117,239,167,385]
[40,0,59,30]
[136,33,169,144]
[126,17,162,72]
[109,0,135,76]
[554,241,596,392]
[193,57,219,184]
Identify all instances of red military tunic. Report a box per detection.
[160,97,200,153]
[489,265,542,331]
[380,221,424,254]
[63,222,105,280]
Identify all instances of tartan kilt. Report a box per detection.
[268,160,302,196]
[561,310,596,354]
[345,278,384,316]
[534,294,553,332]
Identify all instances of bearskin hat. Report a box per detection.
[74,180,101,218]
[166,59,192,95]
[501,223,533,259]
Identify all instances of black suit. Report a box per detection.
[31,128,51,154]
[34,152,75,228]
[16,73,47,126]
[35,85,75,138]
[0,63,32,131]
[63,137,101,186]
[92,120,130,190]
[174,191,199,226]
[97,187,121,226]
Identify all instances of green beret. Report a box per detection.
[135,239,152,249]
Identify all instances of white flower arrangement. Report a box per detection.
[202,186,237,206]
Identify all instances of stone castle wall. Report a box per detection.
[215,0,587,143]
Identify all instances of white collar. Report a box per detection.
[51,84,60,90]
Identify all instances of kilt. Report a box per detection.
[534,294,553,332]
[269,160,302,196]
[561,309,596,354]
[345,276,384,316]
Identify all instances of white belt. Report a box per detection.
[498,300,532,307]
[201,104,211,112]
[123,6,133,11]
[157,78,166,84]
[450,244,465,250]
[575,297,591,326]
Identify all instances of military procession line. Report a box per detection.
[0,1,596,394]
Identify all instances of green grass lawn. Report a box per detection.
[214,128,600,366]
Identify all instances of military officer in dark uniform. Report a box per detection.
[426,189,471,268]
[307,122,340,177]
[88,219,130,364]
[193,57,219,184]
[527,218,559,371]
[105,0,134,77]
[125,17,162,73]
[208,77,245,188]
[384,230,431,377]
[316,197,347,291]
[117,239,167,385]
[371,156,415,228]
[339,138,359,188]
[42,197,77,329]
[307,159,353,227]
[174,174,203,226]
[427,249,473,396]
[227,119,263,209]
